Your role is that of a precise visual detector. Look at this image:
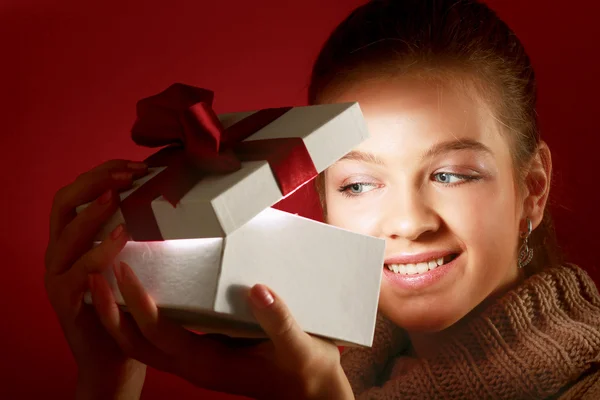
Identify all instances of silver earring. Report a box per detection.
[518,218,534,269]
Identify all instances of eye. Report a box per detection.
[432,172,478,185]
[338,182,378,197]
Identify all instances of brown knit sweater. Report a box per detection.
[341,264,600,399]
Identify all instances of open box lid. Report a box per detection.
[84,102,369,241]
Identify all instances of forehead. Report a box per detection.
[326,77,507,157]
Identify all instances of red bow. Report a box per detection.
[131,84,242,174]
[120,83,317,241]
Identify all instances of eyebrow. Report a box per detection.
[337,139,492,166]
[338,150,386,165]
[422,139,492,160]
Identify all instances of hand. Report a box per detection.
[89,261,354,400]
[44,160,149,399]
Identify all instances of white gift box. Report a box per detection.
[79,102,385,347]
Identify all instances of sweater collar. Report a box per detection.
[342,265,600,399]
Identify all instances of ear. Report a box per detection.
[521,141,552,230]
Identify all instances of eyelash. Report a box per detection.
[338,173,481,198]
[338,182,378,198]
[432,172,481,186]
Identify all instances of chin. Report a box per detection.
[379,296,470,333]
[387,311,461,333]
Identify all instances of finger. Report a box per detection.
[47,162,149,274]
[61,223,129,296]
[89,273,175,371]
[248,284,312,359]
[103,265,277,397]
[47,188,121,274]
[46,161,148,270]
[113,261,197,356]
[48,159,148,247]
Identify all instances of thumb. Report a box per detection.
[248,284,311,358]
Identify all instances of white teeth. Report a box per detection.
[386,256,450,275]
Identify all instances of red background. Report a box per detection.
[1,0,598,398]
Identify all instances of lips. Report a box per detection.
[382,252,463,290]
[384,251,459,276]
[385,250,457,265]
[387,254,458,275]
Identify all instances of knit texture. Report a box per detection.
[341,264,600,399]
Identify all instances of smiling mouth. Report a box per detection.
[385,254,459,275]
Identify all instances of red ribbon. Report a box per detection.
[120,83,318,241]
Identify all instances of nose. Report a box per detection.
[380,187,440,241]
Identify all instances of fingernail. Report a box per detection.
[249,284,274,309]
[98,190,112,205]
[127,162,147,170]
[110,224,125,240]
[112,171,133,181]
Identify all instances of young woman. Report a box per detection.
[44,0,600,399]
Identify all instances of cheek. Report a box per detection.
[437,176,519,266]
[324,189,381,235]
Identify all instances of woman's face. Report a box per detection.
[323,78,524,332]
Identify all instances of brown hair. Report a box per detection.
[308,0,560,273]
